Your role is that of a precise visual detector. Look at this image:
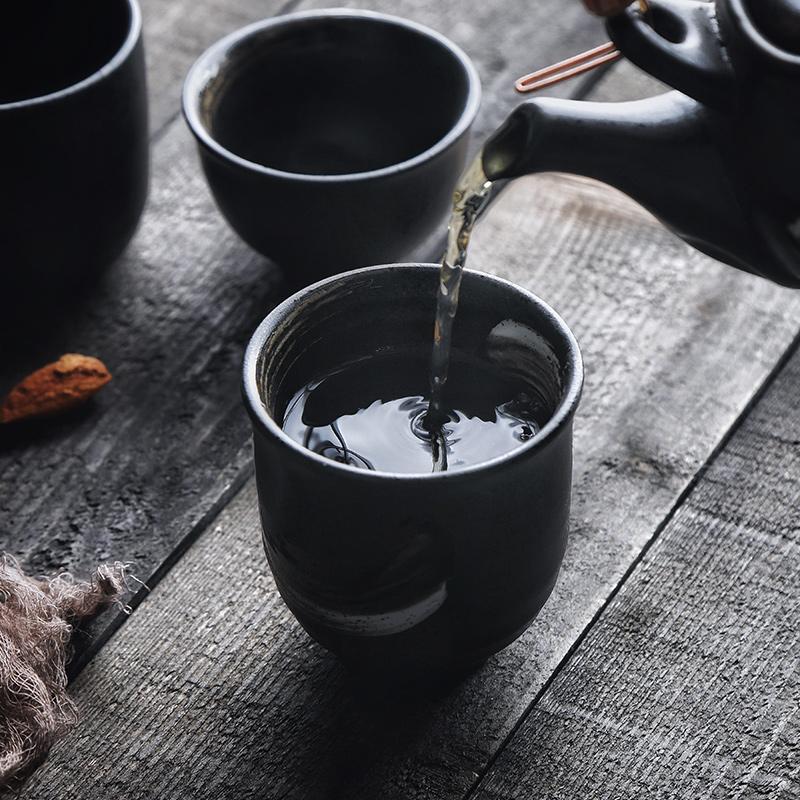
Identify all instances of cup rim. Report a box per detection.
[243,263,584,482]
[182,8,482,184]
[0,0,142,111]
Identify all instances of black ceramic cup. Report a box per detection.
[0,1,149,301]
[243,264,583,680]
[183,11,481,285]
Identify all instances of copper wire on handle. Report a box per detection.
[515,42,622,93]
[515,0,649,94]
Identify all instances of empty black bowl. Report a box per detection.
[183,10,481,284]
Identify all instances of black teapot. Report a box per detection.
[483,0,800,287]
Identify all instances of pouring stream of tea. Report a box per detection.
[281,152,542,476]
[426,154,494,438]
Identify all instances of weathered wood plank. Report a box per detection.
[17,170,800,800]
[0,0,604,670]
[471,345,800,800]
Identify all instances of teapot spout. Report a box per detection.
[482,91,800,286]
[483,92,703,184]
[483,91,710,215]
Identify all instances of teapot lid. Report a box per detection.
[721,0,800,66]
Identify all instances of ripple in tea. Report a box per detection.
[282,351,547,474]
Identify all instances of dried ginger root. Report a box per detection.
[0,354,112,424]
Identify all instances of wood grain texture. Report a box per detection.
[471,344,800,800]
[0,0,602,670]
[16,173,800,800]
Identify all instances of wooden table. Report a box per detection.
[3,1,799,798]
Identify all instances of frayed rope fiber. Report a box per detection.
[0,555,129,790]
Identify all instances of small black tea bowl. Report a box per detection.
[0,0,149,301]
[183,10,481,285]
[243,264,583,681]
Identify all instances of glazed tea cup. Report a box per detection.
[183,10,481,285]
[243,264,583,679]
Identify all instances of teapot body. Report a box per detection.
[607,0,800,284]
[484,0,800,287]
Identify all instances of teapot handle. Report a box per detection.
[607,0,736,109]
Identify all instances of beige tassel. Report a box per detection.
[0,555,128,790]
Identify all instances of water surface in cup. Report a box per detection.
[282,348,548,474]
